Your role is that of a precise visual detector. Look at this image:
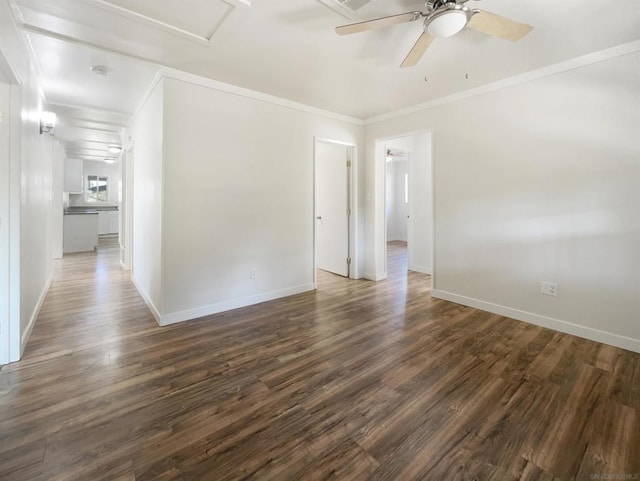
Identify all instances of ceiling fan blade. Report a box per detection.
[401,32,435,68]
[467,10,533,41]
[336,12,422,36]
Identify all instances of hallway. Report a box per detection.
[1,244,639,480]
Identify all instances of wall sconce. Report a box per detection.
[40,111,57,135]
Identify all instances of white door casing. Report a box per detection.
[0,80,10,364]
[121,147,134,270]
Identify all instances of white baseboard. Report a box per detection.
[431,290,640,354]
[409,264,432,275]
[20,273,53,357]
[364,271,387,281]
[131,274,163,325]
[158,283,315,326]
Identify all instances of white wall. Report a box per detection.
[1,0,55,361]
[386,160,408,242]
[51,140,64,259]
[129,74,363,325]
[408,132,433,275]
[129,80,164,319]
[364,51,640,352]
[19,64,54,352]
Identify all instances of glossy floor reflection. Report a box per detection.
[1,242,638,480]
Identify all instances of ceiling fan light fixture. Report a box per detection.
[426,9,468,38]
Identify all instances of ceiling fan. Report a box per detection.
[335,0,533,68]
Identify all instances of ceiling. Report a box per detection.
[11,0,640,148]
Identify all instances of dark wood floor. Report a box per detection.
[1,241,639,480]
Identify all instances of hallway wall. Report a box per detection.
[128,73,364,325]
[0,0,55,361]
[19,63,54,351]
[128,79,164,319]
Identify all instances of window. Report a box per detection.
[86,175,109,203]
[404,173,409,204]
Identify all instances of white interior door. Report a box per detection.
[316,141,349,277]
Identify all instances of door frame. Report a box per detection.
[373,130,435,284]
[313,137,359,287]
[0,51,21,365]
[0,78,11,365]
[120,145,134,271]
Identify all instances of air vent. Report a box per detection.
[336,0,372,12]
[316,0,373,19]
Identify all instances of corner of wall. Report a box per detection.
[159,78,166,318]
[158,283,315,327]
[432,290,640,354]
[20,273,52,357]
[131,273,163,326]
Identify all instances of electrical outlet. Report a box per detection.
[250,268,257,279]
[541,281,558,297]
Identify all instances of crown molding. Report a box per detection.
[364,39,640,125]
[158,66,365,126]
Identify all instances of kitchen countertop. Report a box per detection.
[65,206,119,215]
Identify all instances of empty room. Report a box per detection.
[0,0,639,480]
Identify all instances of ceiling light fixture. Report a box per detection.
[104,158,116,164]
[39,111,57,135]
[426,5,470,38]
[108,144,122,154]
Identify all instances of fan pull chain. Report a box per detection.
[465,23,470,80]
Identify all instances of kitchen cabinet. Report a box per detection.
[63,213,98,253]
[98,210,120,235]
[98,212,110,234]
[64,158,83,193]
[108,211,119,234]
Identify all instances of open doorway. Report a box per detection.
[385,148,410,271]
[385,148,410,275]
[314,138,358,284]
[375,131,433,281]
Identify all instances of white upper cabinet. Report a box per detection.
[64,158,83,193]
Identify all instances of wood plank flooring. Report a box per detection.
[1,241,639,480]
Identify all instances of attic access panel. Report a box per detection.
[99,0,235,41]
[316,0,374,19]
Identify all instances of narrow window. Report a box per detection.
[404,174,409,204]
